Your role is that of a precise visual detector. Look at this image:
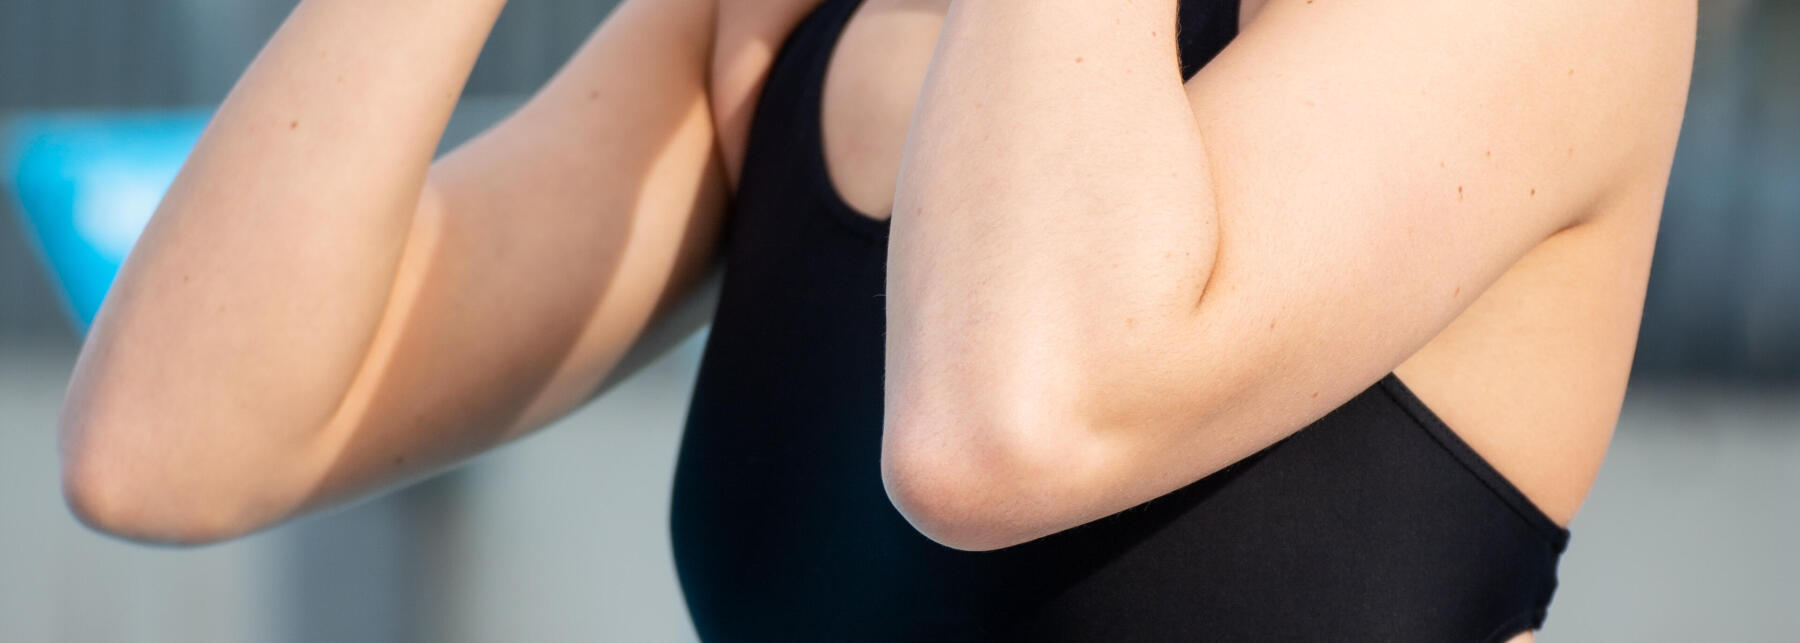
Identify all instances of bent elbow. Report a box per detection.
[881,461,1030,552]
[60,435,266,547]
[880,412,1103,552]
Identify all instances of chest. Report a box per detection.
[706,0,1250,217]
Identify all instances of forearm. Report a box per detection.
[886,0,1218,457]
[61,0,508,536]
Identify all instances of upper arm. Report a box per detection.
[291,0,728,520]
[893,0,1692,550]
[1126,0,1693,459]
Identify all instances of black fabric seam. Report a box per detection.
[1377,374,1572,551]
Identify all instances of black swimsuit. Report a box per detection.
[669,0,1570,640]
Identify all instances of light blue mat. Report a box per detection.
[3,110,210,332]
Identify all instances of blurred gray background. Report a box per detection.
[1,0,1796,641]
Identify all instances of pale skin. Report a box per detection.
[59,0,1693,638]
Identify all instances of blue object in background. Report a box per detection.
[2,110,210,333]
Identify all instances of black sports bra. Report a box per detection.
[669,0,1569,640]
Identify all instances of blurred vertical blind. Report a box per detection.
[1637,0,1800,381]
[2,0,1797,380]
[0,0,622,107]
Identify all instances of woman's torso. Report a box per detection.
[674,0,1663,639]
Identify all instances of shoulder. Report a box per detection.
[708,0,834,187]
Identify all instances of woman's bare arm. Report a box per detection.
[883,0,1692,550]
[60,0,728,545]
